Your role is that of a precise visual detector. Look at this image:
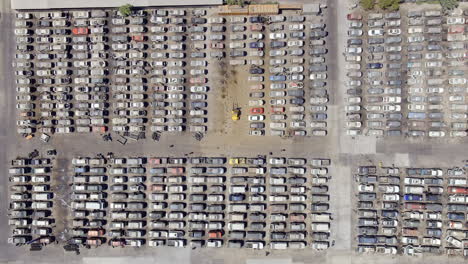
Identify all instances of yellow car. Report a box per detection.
[229,158,239,165]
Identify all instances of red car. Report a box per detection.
[250,24,264,31]
[250,84,264,90]
[347,13,362,20]
[210,42,224,49]
[72,27,89,35]
[132,35,146,42]
[250,108,264,114]
[189,77,207,84]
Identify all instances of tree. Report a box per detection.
[360,0,375,10]
[439,0,459,11]
[378,0,400,10]
[119,4,133,17]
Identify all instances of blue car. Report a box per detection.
[229,194,245,202]
[404,194,422,201]
[270,75,286,82]
[249,42,264,49]
[74,166,89,173]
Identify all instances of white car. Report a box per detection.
[449,78,466,85]
[383,96,401,103]
[387,28,401,35]
[383,105,401,112]
[428,131,445,137]
[404,178,423,185]
[190,86,208,93]
[270,99,286,105]
[407,104,425,111]
[345,105,361,112]
[447,17,465,25]
[380,185,399,193]
[368,29,384,36]
[269,158,285,165]
[269,33,286,39]
[358,184,374,192]
[287,40,304,47]
[346,97,361,104]
[347,121,361,128]
[250,33,264,40]
[288,24,304,31]
[311,168,327,175]
[346,47,362,54]
[346,129,361,136]
[310,73,327,80]
[382,194,399,201]
[248,115,265,121]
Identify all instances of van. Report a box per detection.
[32,201,52,209]
[85,201,104,210]
[229,204,248,212]
[270,242,288,249]
[73,176,88,184]
[230,185,246,193]
[228,222,246,231]
[32,193,52,200]
[89,176,106,183]
[311,213,331,222]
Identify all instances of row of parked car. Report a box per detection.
[345,9,468,137]
[356,165,468,256]
[8,157,55,246]
[67,155,332,249]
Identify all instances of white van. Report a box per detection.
[270,242,288,249]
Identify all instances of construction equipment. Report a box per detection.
[231,104,241,121]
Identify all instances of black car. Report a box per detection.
[229,193,245,201]
[347,88,362,95]
[191,17,206,24]
[270,41,286,48]
[367,63,383,69]
[250,16,265,23]
[381,210,398,218]
[368,38,384,44]
[249,68,264,74]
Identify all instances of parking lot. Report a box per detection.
[345,8,468,137]
[13,8,217,139]
[8,154,332,250]
[12,7,331,140]
[217,12,330,137]
[355,165,468,256]
[7,0,468,262]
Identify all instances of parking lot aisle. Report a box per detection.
[0,0,22,258]
[327,0,352,251]
[328,163,352,251]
